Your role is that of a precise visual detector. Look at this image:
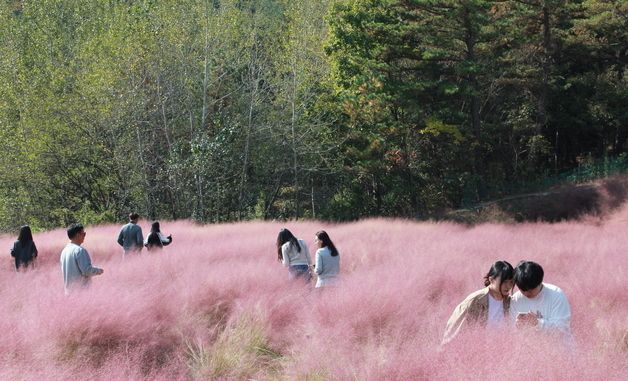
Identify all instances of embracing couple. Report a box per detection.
[442,260,572,345]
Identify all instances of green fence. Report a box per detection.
[461,154,628,208]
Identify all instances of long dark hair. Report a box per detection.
[276,228,300,261]
[151,221,161,233]
[316,230,338,257]
[17,225,34,243]
[483,260,514,287]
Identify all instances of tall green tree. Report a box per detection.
[326,0,506,215]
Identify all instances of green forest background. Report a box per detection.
[0,0,626,232]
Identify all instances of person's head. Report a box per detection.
[514,261,544,298]
[483,260,514,298]
[276,228,300,261]
[315,230,338,257]
[151,221,161,233]
[129,212,140,223]
[67,223,86,244]
[17,225,34,242]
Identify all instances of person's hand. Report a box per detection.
[515,311,539,328]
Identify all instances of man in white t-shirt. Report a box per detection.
[510,261,572,339]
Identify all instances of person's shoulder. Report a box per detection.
[543,283,567,297]
[463,287,489,303]
[76,245,90,255]
[452,288,487,312]
[61,242,78,253]
[316,247,329,254]
[510,290,524,302]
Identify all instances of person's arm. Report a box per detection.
[509,299,520,323]
[10,242,16,258]
[538,293,571,334]
[301,240,312,266]
[136,227,144,249]
[159,232,172,246]
[281,244,290,267]
[117,227,124,247]
[32,242,38,258]
[144,233,153,248]
[76,248,104,277]
[442,298,472,345]
[314,250,323,275]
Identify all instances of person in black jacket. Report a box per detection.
[11,225,38,271]
[144,221,172,252]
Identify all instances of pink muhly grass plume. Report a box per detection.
[0,213,626,380]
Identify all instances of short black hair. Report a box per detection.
[514,261,544,291]
[67,223,84,239]
[129,212,140,221]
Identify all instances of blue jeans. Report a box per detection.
[289,265,312,282]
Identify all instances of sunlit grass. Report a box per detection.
[0,210,627,380]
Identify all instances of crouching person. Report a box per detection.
[510,261,573,346]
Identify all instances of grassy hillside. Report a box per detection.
[1,215,627,380]
[446,175,628,224]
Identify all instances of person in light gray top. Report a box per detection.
[60,223,103,294]
[313,230,340,288]
[277,228,312,282]
[117,212,144,256]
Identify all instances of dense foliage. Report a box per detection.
[0,0,626,230]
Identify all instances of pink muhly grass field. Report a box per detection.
[1,211,627,380]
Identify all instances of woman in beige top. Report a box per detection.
[442,260,514,345]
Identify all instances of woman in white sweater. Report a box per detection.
[313,230,340,288]
[276,228,312,282]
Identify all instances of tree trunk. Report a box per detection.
[238,38,259,220]
[290,58,300,219]
[463,5,485,198]
[538,3,551,135]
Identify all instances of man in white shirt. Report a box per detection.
[510,261,572,339]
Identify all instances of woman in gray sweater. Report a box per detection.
[277,228,312,282]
